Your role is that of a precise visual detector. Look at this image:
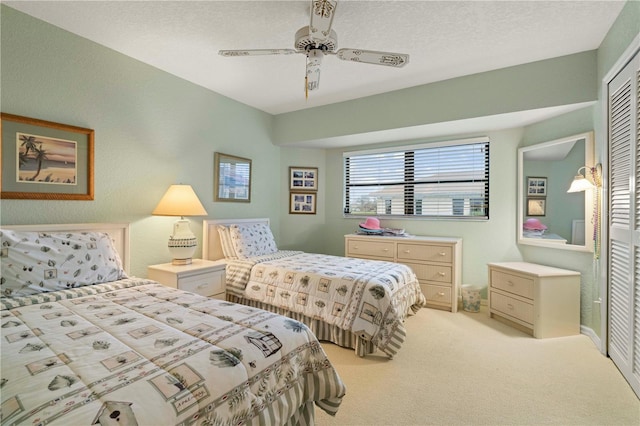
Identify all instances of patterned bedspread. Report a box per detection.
[226,252,426,358]
[0,278,345,425]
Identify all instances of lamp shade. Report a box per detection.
[567,176,594,193]
[152,185,207,217]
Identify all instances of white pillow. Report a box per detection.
[0,230,128,297]
[229,223,278,258]
[217,225,238,259]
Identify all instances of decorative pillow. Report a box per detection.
[229,223,278,258]
[0,230,128,297]
[217,225,238,259]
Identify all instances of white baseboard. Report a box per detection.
[581,325,603,353]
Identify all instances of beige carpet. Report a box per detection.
[315,306,640,426]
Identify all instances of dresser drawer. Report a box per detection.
[397,243,452,263]
[346,240,394,260]
[403,262,452,285]
[490,270,534,299]
[490,291,533,325]
[422,284,452,305]
[180,272,224,297]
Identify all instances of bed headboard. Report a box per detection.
[203,218,270,261]
[0,223,131,274]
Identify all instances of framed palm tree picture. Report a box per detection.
[1,113,94,200]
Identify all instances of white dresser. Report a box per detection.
[487,262,580,338]
[345,234,462,312]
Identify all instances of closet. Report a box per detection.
[607,41,639,398]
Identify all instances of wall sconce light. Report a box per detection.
[152,184,208,265]
[566,163,603,258]
[567,164,602,193]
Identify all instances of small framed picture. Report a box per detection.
[527,197,546,216]
[289,166,318,191]
[214,152,251,202]
[290,192,316,214]
[527,176,547,196]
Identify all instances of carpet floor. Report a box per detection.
[315,306,640,426]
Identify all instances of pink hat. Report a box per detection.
[360,217,381,230]
[523,218,547,230]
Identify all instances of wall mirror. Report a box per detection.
[517,132,594,252]
[214,152,251,202]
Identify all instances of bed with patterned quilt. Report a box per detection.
[0,223,345,426]
[203,219,426,359]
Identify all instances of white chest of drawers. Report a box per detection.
[345,234,462,312]
[487,262,580,338]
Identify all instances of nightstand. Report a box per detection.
[488,262,580,338]
[148,259,227,300]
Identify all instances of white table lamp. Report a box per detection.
[152,184,208,265]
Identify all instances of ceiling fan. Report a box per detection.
[219,0,409,97]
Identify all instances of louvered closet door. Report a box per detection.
[607,49,639,399]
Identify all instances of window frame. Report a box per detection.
[343,137,490,220]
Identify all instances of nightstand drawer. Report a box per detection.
[490,291,533,325]
[180,272,224,297]
[397,243,452,263]
[403,262,452,285]
[346,240,394,259]
[490,270,533,299]
[148,259,226,299]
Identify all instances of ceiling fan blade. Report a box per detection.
[305,49,323,95]
[309,0,338,45]
[219,49,297,57]
[335,48,409,67]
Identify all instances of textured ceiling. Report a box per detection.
[5,1,625,117]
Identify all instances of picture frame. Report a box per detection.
[289,191,316,214]
[1,113,94,200]
[527,176,547,196]
[214,152,251,202]
[289,166,318,191]
[527,197,546,216]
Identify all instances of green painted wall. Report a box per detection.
[273,51,597,146]
[0,6,282,277]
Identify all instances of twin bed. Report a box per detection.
[202,218,426,359]
[0,223,345,425]
[1,219,425,425]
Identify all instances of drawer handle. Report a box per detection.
[197,283,208,289]
[507,280,514,286]
[438,272,446,276]
[403,249,410,253]
[438,252,446,256]
[382,248,389,252]
[354,245,359,249]
[437,292,445,297]
[507,303,514,310]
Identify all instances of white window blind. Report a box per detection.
[343,138,490,219]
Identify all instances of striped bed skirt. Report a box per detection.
[227,294,377,357]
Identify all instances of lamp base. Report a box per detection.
[167,218,197,266]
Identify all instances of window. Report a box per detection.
[343,137,489,219]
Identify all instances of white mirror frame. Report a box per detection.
[517,132,595,252]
